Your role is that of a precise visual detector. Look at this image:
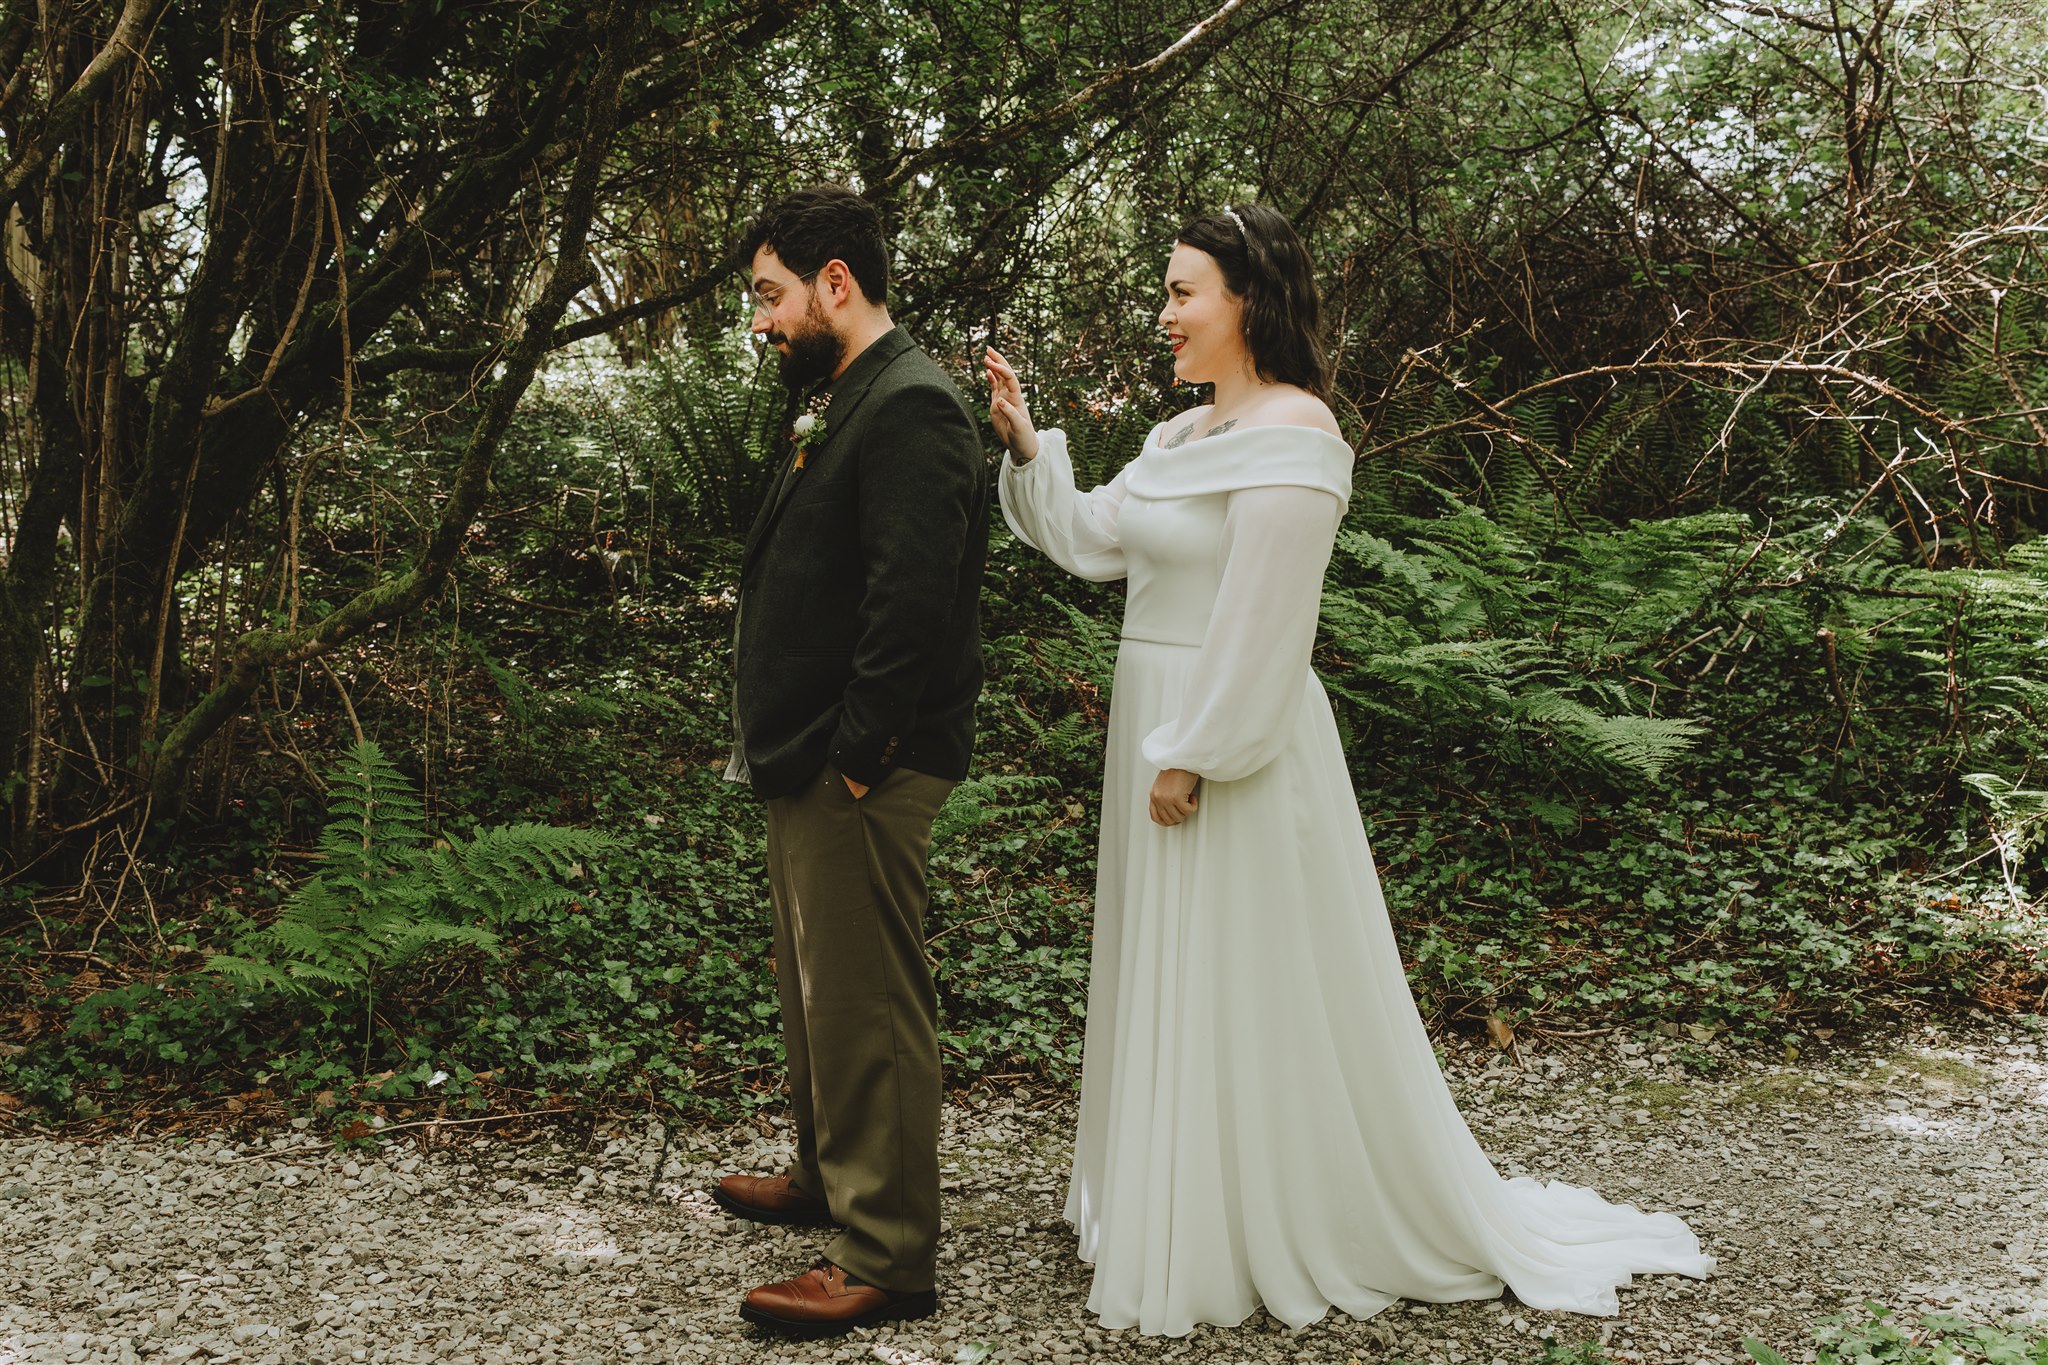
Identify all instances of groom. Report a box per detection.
[714,185,989,1334]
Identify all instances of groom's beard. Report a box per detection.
[768,299,846,389]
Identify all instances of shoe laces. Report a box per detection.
[809,1258,874,1290]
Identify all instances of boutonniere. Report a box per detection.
[790,393,832,470]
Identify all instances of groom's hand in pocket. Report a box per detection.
[1148,769,1199,826]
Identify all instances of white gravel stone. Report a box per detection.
[1,1018,2044,1362]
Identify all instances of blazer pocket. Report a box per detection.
[786,478,851,511]
[784,646,854,659]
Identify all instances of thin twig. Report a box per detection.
[317,657,365,746]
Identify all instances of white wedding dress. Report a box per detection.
[998,422,1713,1337]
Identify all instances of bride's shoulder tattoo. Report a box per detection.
[1165,416,1235,449]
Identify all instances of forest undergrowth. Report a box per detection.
[2,387,2043,1136]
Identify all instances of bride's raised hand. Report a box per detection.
[983,346,1039,460]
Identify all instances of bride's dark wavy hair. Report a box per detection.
[1176,203,1331,401]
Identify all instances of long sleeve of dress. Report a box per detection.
[997,429,1131,582]
[1140,484,1344,782]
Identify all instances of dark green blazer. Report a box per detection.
[734,327,990,799]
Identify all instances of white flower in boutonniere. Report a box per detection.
[791,394,832,469]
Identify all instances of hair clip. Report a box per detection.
[1223,206,1248,238]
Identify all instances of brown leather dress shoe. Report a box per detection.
[739,1260,938,1336]
[709,1172,836,1227]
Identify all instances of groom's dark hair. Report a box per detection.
[739,185,890,306]
[1176,203,1331,401]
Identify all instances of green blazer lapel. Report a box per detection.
[742,437,806,566]
[743,328,917,572]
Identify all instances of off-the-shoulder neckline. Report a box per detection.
[1150,421,1351,450]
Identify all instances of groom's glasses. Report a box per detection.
[747,269,821,317]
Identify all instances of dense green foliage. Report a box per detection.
[6,373,2042,1121]
[205,740,609,1005]
[1753,1306,2048,1365]
[1538,1304,2048,1365]
[3,0,2046,1123]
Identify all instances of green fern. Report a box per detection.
[1062,404,1160,491]
[933,773,1062,842]
[1960,772,2048,903]
[471,643,626,748]
[1511,694,1705,781]
[1319,492,1720,786]
[205,741,613,1013]
[627,346,787,537]
[1488,395,1552,531]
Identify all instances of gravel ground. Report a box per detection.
[4,1017,2045,1365]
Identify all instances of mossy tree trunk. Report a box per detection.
[0,0,1283,862]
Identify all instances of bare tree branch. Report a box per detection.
[880,0,1262,187]
[149,0,648,812]
[353,248,743,380]
[0,0,169,221]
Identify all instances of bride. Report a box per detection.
[983,203,1712,1337]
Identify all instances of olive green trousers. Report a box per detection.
[763,762,956,1293]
